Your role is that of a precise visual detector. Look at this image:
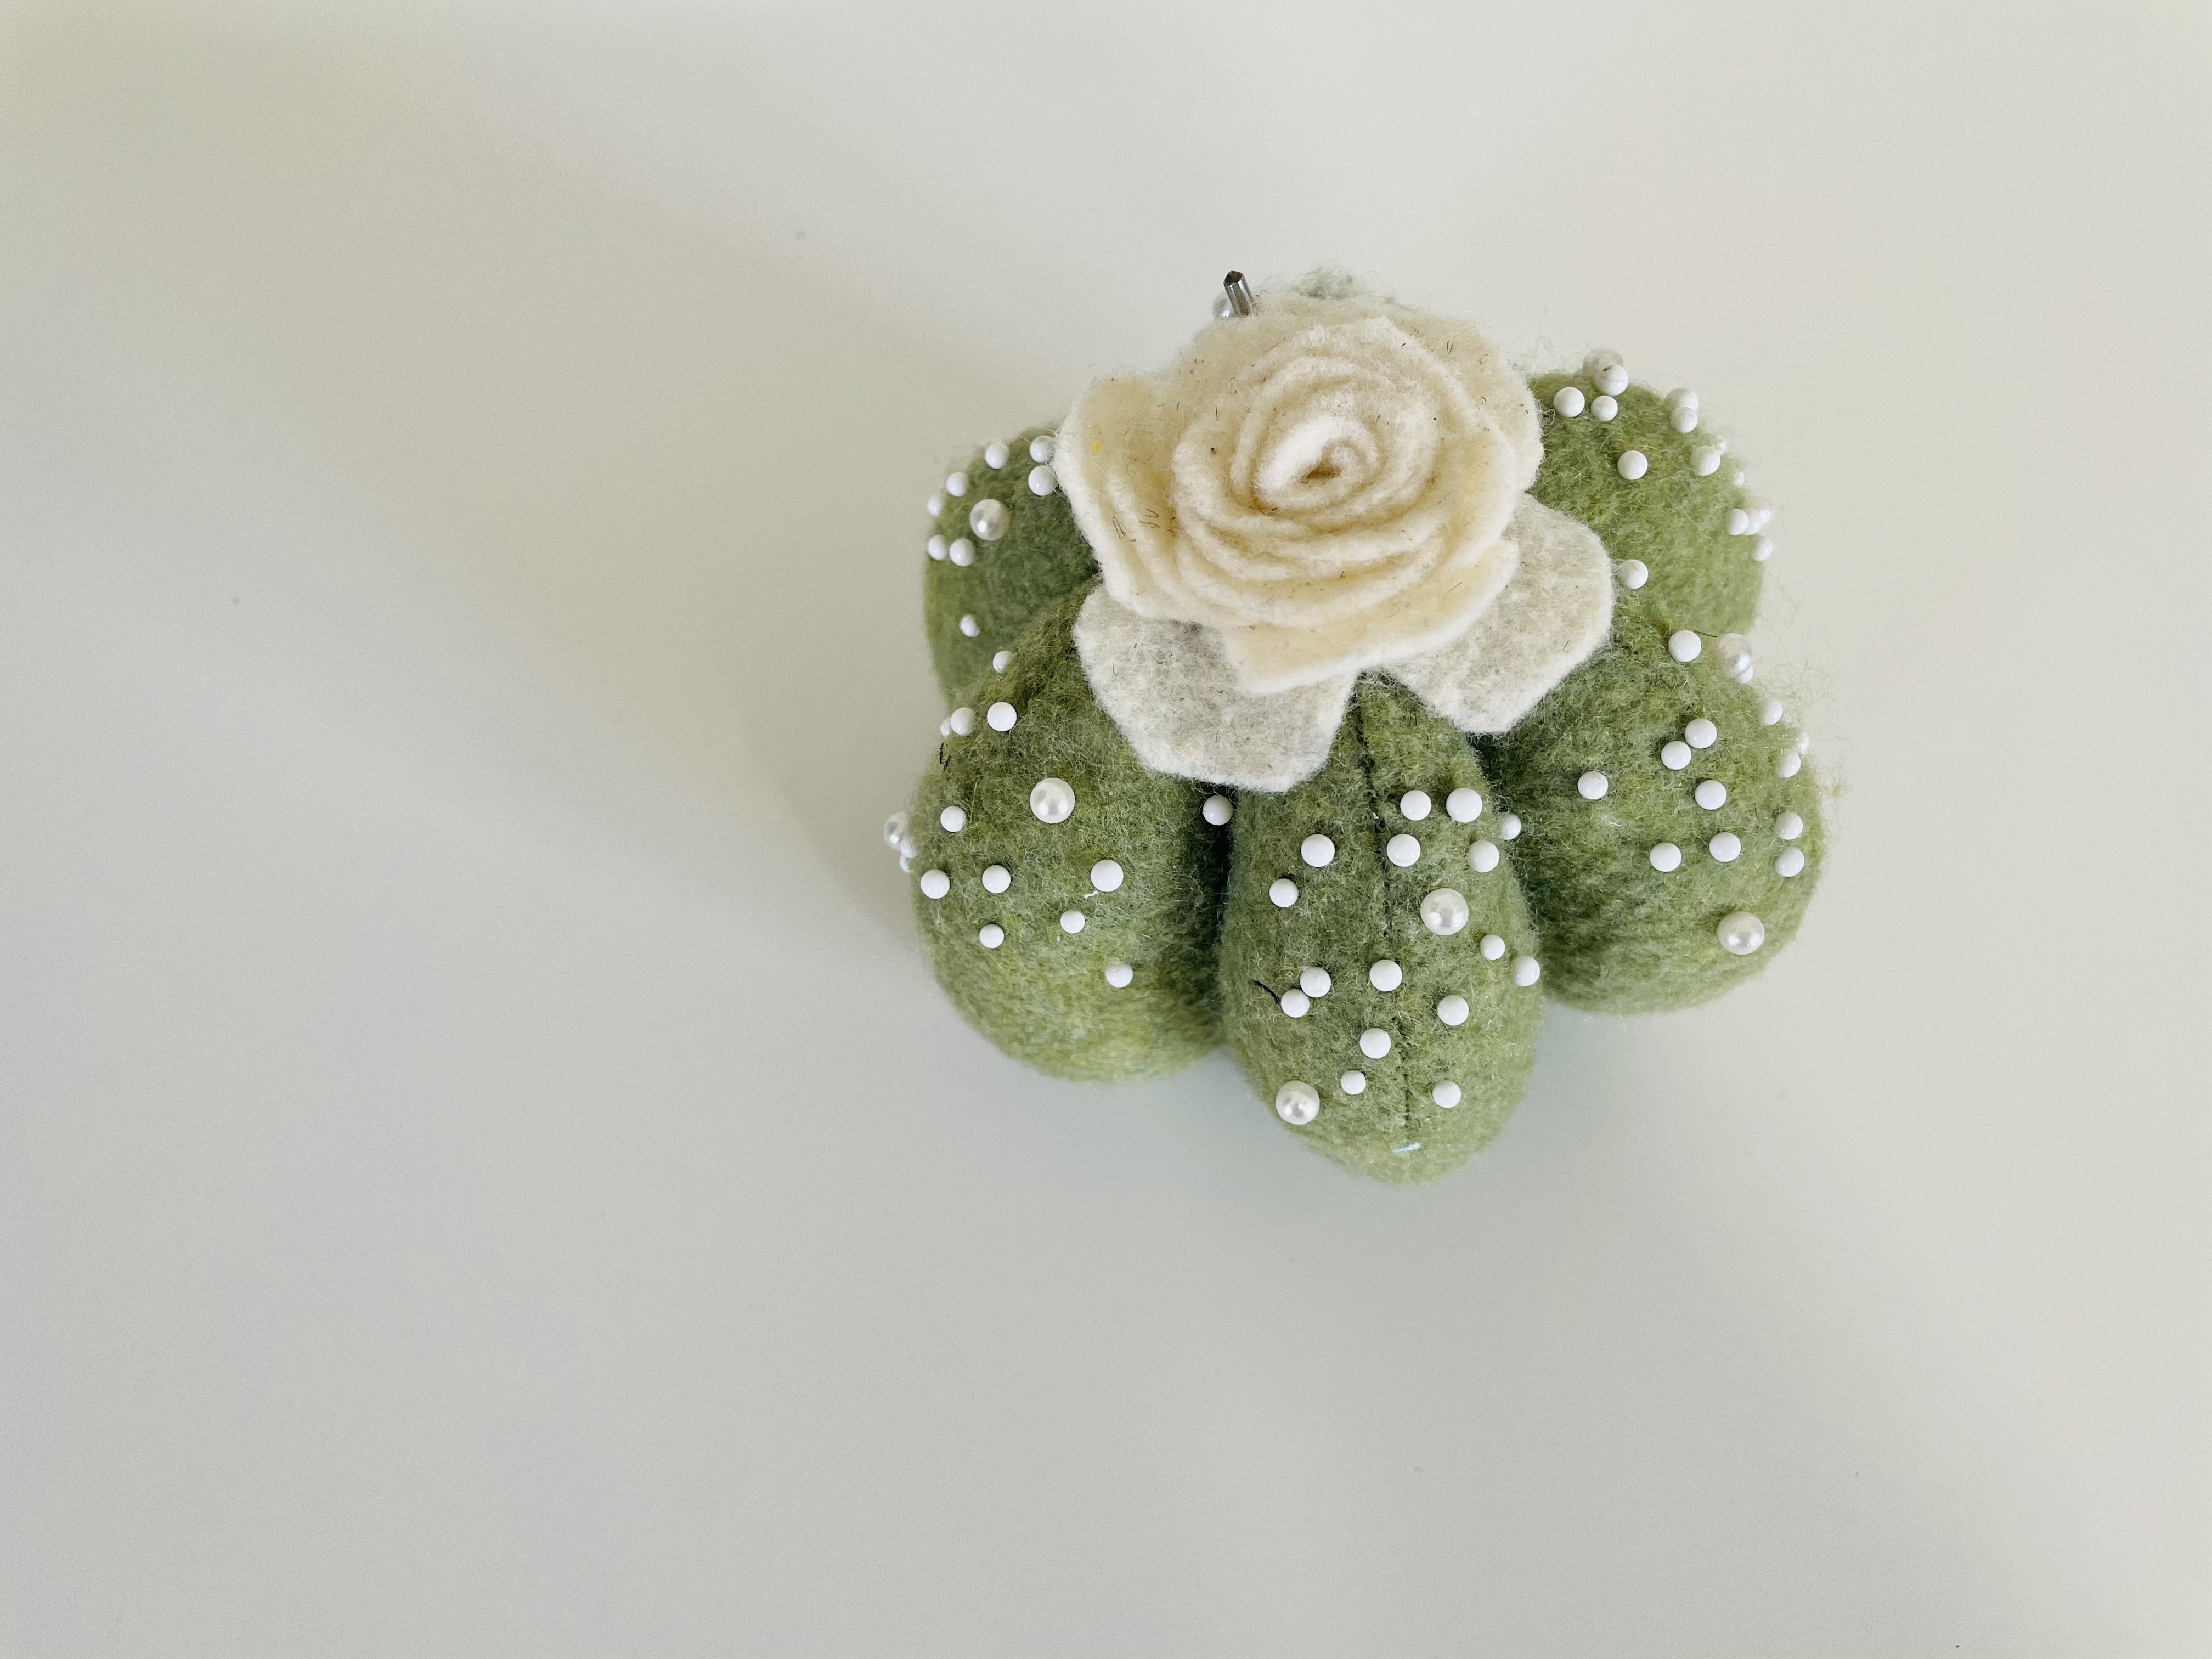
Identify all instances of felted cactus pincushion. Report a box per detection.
[887,275,1823,1185]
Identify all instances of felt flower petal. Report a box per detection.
[1386,496,1616,734]
[1073,584,1356,791]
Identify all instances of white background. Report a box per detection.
[3,2,2207,1653]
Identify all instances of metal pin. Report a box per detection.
[1223,270,1255,317]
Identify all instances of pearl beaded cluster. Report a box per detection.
[1263,774,1541,1130]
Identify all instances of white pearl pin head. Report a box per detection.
[882,811,909,850]
[978,924,1004,949]
[1661,740,1692,771]
[1511,955,1542,987]
[1577,771,1609,800]
[981,864,1011,894]
[944,471,969,498]
[1399,789,1432,821]
[1468,839,1500,874]
[1585,350,1628,396]
[940,804,967,833]
[1300,966,1332,998]
[918,868,950,900]
[927,535,947,561]
[1717,634,1754,683]
[1060,910,1086,934]
[1591,394,1619,421]
[1685,718,1718,750]
[1617,450,1649,482]
[1029,777,1076,823]
[1359,1027,1393,1059]
[1340,1070,1367,1095]
[1436,994,1469,1028]
[945,535,972,567]
[1718,911,1767,955]
[1618,558,1649,589]
[1760,697,1785,727]
[1368,958,1403,992]
[1432,1080,1463,1109]
[948,706,977,738]
[1274,1081,1321,1125]
[1090,859,1125,892]
[991,650,1013,673]
[1650,842,1683,872]
[1280,989,1311,1018]
[1552,385,1586,417]
[1669,630,1702,663]
[1753,536,1774,562]
[984,441,1009,469]
[1300,833,1336,868]
[1778,749,1804,779]
[1027,465,1057,496]
[1269,878,1299,908]
[969,499,1009,542]
[1691,445,1722,476]
[986,701,1017,732]
[1480,933,1506,960]
[1776,847,1807,878]
[927,492,944,517]
[1202,794,1234,826]
[1498,813,1522,840]
[1104,961,1133,988]
[1387,833,1421,868]
[1420,888,1470,936]
[1776,811,1805,841]
[1029,435,1055,464]
[958,614,980,638]
[1445,787,1482,823]
[1709,832,1742,863]
[1695,779,1729,810]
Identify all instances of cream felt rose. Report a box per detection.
[1060,287,1616,790]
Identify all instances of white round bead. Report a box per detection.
[1733,468,1746,486]
[1300,966,1332,998]
[1695,779,1729,810]
[1592,394,1619,421]
[1274,1080,1320,1125]
[1511,955,1542,987]
[1760,697,1785,727]
[1269,877,1299,908]
[1432,1080,1463,1109]
[1718,911,1766,955]
[1499,813,1522,840]
[1577,771,1609,800]
[1671,404,1699,433]
[981,864,1011,894]
[1752,535,1774,563]
[1752,506,1773,532]
[1029,435,1055,464]
[1796,730,1812,754]
[969,499,1009,542]
[1775,811,1804,841]
[1280,988,1311,1018]
[947,707,976,737]
[945,471,969,498]
[1359,1027,1393,1059]
[1468,839,1500,874]
[978,923,1004,949]
[991,650,1013,672]
[1480,933,1506,960]
[1029,777,1076,823]
[1691,445,1722,476]
[1420,888,1470,935]
[1617,450,1649,482]
[918,868,950,899]
[1300,833,1336,868]
[1090,859,1124,892]
[1618,558,1649,589]
[1649,842,1683,872]
[1104,961,1133,988]
[1340,1070,1367,1096]
[1586,352,1628,396]
[985,701,1017,732]
[949,538,975,567]
[1726,507,1751,535]
[939,804,967,832]
[1202,794,1234,826]
[1665,387,1700,413]
[1368,958,1403,992]
[1060,910,1085,934]
[1399,789,1432,821]
[1708,831,1742,863]
[958,614,980,637]
[927,493,944,517]
[1028,465,1057,496]
[1552,385,1586,417]
[1386,833,1421,868]
[1445,787,1483,823]
[882,811,909,850]
[1717,635,1754,683]
[1776,846,1807,878]
[1778,749,1804,779]
[1685,717,1719,749]
[927,535,947,561]
[1661,740,1692,770]
[1436,994,1469,1028]
[984,441,1009,469]
[1669,630,1702,663]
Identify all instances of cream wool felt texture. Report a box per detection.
[1073,495,1614,790]
[1056,290,1543,694]
[907,584,1226,1080]
[1217,678,1543,1186]
[923,426,1097,701]
[1477,593,1825,1013]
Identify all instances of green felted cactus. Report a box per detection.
[889,284,1825,1186]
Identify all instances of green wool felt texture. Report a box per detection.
[902,368,1825,1185]
[1218,679,1542,1184]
